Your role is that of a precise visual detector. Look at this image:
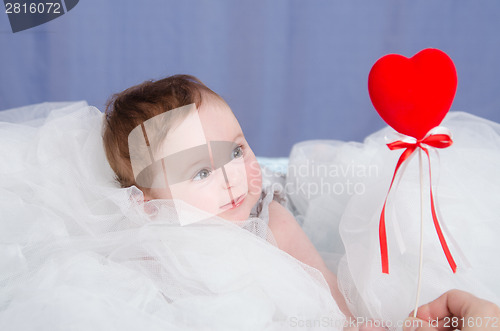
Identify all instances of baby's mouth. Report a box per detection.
[220,193,246,211]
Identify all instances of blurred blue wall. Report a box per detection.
[1,1,499,156]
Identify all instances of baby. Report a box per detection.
[102,74,351,317]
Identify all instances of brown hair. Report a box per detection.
[102,74,222,189]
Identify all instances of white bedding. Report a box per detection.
[1,101,500,330]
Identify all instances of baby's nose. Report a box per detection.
[221,161,246,189]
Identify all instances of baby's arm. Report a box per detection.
[267,200,353,318]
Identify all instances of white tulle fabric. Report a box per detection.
[0,102,345,331]
[288,111,500,329]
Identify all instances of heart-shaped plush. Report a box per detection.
[368,48,457,139]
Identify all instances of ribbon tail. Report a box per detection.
[430,190,458,273]
[423,148,458,273]
[380,203,389,274]
[379,146,416,274]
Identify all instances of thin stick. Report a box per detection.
[413,148,425,318]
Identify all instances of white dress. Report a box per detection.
[0,102,345,331]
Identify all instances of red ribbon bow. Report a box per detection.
[380,131,457,274]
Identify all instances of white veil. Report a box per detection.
[0,102,345,330]
[287,111,500,329]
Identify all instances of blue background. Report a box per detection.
[1,1,499,156]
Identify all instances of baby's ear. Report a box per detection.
[129,186,152,203]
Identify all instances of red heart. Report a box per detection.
[368,48,457,139]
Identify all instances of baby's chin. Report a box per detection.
[216,204,252,222]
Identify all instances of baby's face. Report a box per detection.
[148,98,262,222]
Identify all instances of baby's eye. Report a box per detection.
[231,145,244,159]
[193,168,212,181]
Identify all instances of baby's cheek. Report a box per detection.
[175,183,221,215]
[246,158,262,195]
